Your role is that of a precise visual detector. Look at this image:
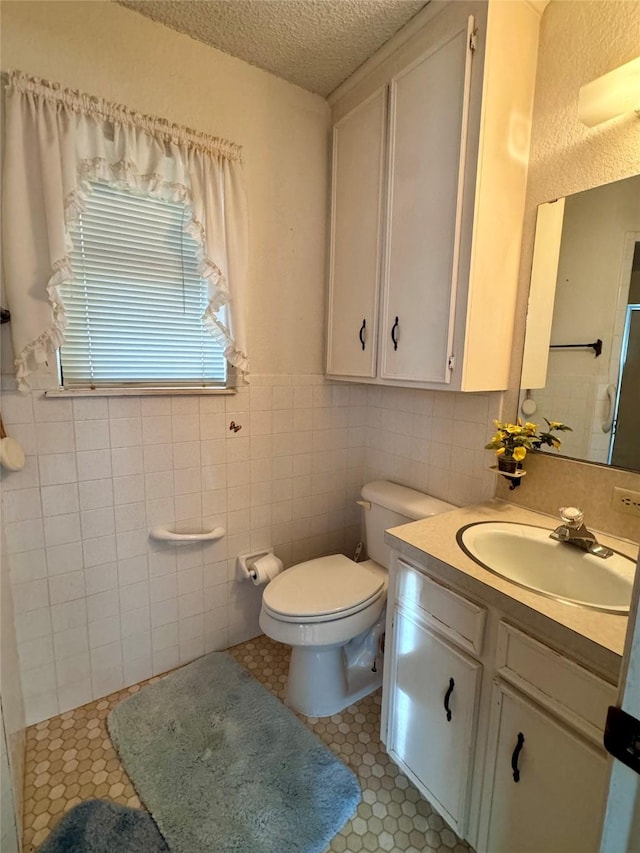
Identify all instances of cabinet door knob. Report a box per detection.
[511,732,525,782]
[359,319,366,351]
[444,677,455,721]
[391,316,399,351]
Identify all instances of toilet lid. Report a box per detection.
[262,554,385,620]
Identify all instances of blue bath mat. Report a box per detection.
[107,652,361,853]
[37,799,168,852]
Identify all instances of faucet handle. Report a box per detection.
[559,506,584,528]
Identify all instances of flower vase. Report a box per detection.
[497,455,522,475]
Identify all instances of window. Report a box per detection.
[59,182,228,389]
[5,72,248,393]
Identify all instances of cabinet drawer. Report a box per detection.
[396,559,486,656]
[496,622,617,745]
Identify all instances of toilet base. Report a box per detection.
[286,643,383,717]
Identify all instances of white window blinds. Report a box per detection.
[60,182,227,388]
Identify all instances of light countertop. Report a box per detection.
[385,499,639,679]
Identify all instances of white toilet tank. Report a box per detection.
[361,481,455,568]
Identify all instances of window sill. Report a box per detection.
[45,387,237,398]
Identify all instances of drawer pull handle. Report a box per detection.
[391,316,399,351]
[444,677,455,722]
[511,732,525,782]
[359,319,366,351]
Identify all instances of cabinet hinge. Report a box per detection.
[469,28,478,52]
[448,354,456,371]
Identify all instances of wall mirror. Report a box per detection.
[520,173,640,472]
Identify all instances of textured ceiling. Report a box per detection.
[116,0,429,96]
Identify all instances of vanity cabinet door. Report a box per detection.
[386,606,482,836]
[479,682,609,853]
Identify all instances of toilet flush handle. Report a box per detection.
[356,500,371,510]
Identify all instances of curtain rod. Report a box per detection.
[2,70,243,163]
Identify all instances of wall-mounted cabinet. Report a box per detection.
[326,0,542,391]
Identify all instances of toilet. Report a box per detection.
[259,480,455,717]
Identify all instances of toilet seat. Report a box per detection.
[262,555,385,623]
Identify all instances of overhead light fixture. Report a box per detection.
[578,56,640,127]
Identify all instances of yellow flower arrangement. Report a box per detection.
[485,418,572,465]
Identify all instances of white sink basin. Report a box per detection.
[457,521,635,613]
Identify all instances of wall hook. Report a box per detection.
[229,421,242,433]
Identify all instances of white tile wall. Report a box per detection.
[0,522,26,849]
[363,385,499,507]
[2,372,501,725]
[2,374,363,724]
[524,370,594,461]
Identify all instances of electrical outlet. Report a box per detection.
[611,487,640,517]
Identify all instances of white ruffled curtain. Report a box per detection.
[1,71,249,391]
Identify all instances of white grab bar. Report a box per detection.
[149,526,225,543]
[602,384,616,433]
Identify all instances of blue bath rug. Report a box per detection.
[107,652,361,853]
[37,799,169,852]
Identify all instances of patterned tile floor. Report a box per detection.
[23,635,472,853]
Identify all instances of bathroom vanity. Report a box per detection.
[380,501,638,853]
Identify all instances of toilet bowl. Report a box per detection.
[259,481,455,717]
[260,556,387,717]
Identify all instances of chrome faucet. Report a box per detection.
[549,507,613,558]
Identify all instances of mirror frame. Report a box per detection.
[519,173,640,474]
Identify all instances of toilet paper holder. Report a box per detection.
[236,548,275,581]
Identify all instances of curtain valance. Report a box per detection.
[1,70,249,390]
